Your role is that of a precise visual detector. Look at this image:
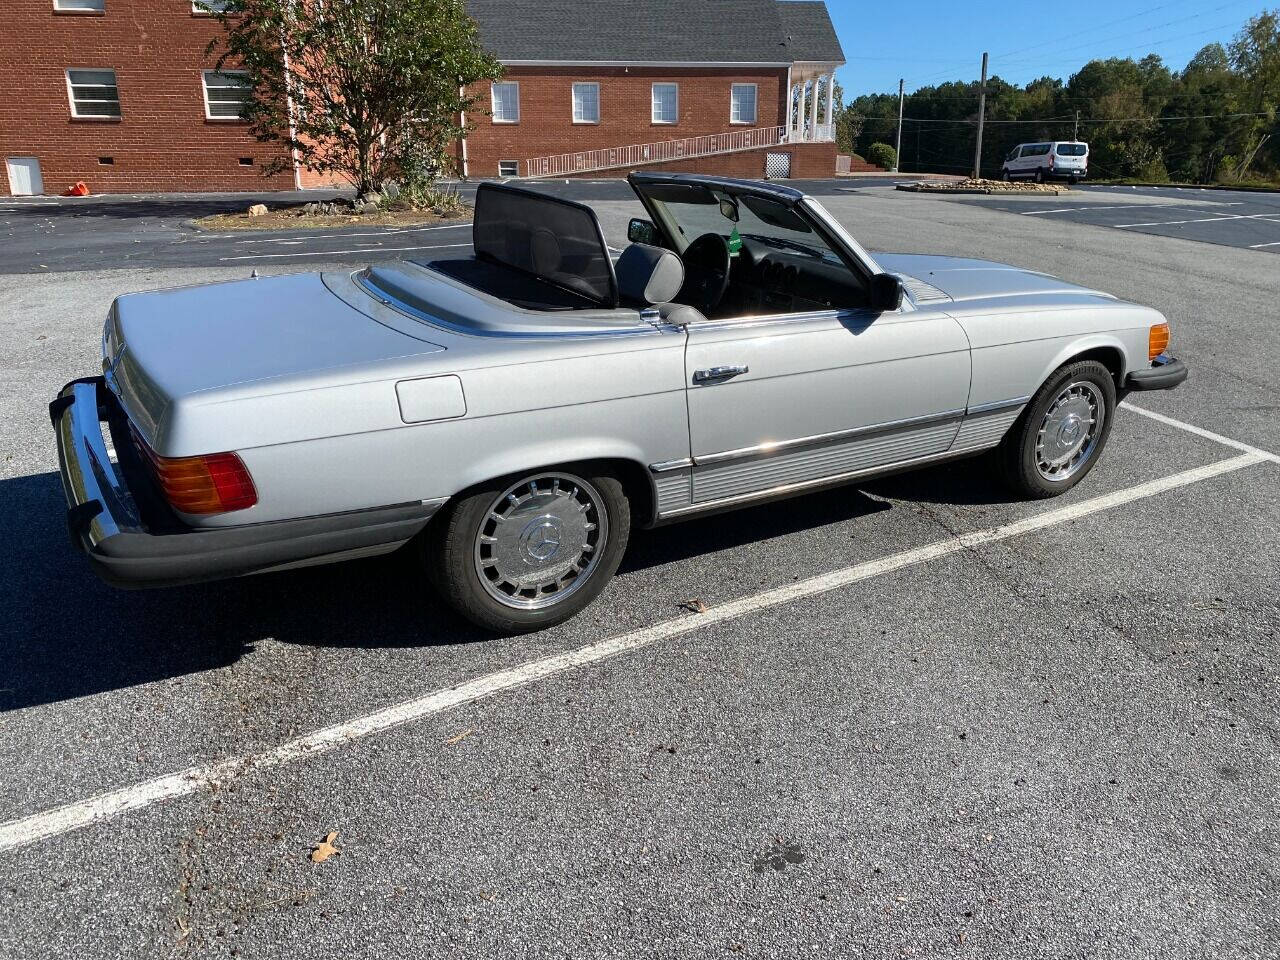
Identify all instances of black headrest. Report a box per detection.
[615,243,684,306]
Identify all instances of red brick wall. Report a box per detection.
[0,0,292,196]
[0,9,833,196]
[629,141,837,179]
[459,66,791,179]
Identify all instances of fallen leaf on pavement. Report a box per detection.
[445,728,474,745]
[310,831,340,863]
[680,599,708,614]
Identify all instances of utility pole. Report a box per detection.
[893,78,904,173]
[1074,109,1080,141]
[972,51,988,179]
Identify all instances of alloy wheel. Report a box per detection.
[1035,381,1105,481]
[473,472,609,610]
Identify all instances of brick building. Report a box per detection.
[1,0,845,197]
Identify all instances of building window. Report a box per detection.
[491,82,519,124]
[498,160,518,178]
[572,83,600,124]
[54,1,105,11]
[652,83,678,125]
[66,69,121,118]
[730,83,757,125]
[192,1,233,11]
[202,70,251,119]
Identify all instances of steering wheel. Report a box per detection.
[677,232,732,314]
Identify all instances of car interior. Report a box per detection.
[414,180,874,324]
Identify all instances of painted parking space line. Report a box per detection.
[233,222,472,245]
[1018,203,1244,216]
[218,242,472,261]
[1122,401,1280,464]
[1249,240,1280,249]
[1114,213,1280,228]
[0,448,1267,856]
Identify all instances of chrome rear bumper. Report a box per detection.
[51,378,443,588]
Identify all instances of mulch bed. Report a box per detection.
[897,178,1071,195]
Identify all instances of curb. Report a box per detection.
[895,185,1067,196]
[1093,181,1280,194]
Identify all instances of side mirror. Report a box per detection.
[869,273,904,312]
[628,217,658,245]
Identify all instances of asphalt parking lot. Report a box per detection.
[1,180,1278,958]
[952,184,1280,253]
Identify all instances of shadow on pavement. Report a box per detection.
[863,454,1016,506]
[1,461,1005,712]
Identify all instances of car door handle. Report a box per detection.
[693,364,749,385]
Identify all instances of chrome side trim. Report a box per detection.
[966,396,1031,416]
[694,407,967,467]
[649,458,695,474]
[658,445,982,520]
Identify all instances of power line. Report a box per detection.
[855,111,1271,125]
[994,0,1253,67]
[905,1,1253,89]
[988,0,1203,59]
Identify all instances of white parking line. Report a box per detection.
[1114,213,1280,228]
[0,449,1267,856]
[1019,203,1243,216]
[1248,240,1280,249]
[234,222,471,245]
[218,242,471,261]
[1122,401,1280,463]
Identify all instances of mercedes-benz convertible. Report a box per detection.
[52,173,1187,632]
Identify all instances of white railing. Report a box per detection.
[790,122,836,143]
[523,125,788,178]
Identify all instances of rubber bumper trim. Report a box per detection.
[1126,355,1188,391]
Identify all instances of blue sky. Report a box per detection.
[827,0,1266,96]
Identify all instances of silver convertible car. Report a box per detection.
[53,173,1186,631]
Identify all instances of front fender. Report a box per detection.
[1035,331,1136,391]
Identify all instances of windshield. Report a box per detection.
[1056,143,1088,156]
[636,183,845,265]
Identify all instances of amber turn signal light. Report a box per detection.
[1148,322,1170,361]
[133,430,257,514]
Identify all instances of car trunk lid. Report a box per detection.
[106,272,445,453]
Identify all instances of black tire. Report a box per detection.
[1034,168,1045,183]
[997,360,1117,499]
[1001,169,1011,182]
[1068,175,1079,185]
[424,466,631,633]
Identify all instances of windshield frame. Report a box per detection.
[627,174,878,294]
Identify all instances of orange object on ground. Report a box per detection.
[63,181,90,196]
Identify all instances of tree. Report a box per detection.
[206,0,501,198]
[1230,10,1280,176]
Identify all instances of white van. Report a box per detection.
[1001,142,1089,183]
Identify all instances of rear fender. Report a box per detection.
[453,437,659,522]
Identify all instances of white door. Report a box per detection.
[5,157,44,196]
[684,307,971,503]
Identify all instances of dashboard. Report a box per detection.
[725,240,867,315]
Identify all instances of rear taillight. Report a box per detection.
[1149,322,1171,361]
[132,430,257,514]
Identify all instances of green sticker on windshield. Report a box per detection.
[728,225,742,257]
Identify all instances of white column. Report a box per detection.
[797,80,808,141]
[808,76,820,140]
[824,72,836,131]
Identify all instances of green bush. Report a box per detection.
[1135,159,1170,183]
[867,142,897,170]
